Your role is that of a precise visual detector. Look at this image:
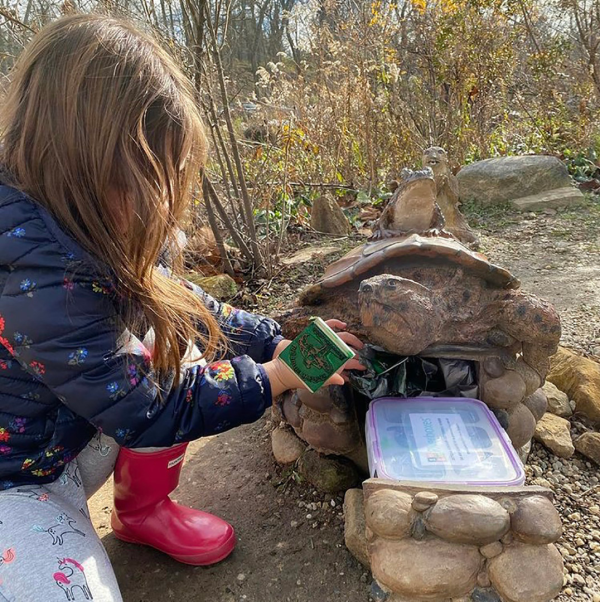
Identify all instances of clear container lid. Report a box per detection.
[366,397,525,486]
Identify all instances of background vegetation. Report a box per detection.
[1,0,599,273]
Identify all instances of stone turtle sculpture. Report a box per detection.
[274,168,561,473]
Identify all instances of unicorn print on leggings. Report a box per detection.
[53,558,93,601]
[0,548,15,566]
[33,513,85,545]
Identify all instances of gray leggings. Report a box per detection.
[0,433,121,602]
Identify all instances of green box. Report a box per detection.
[278,317,355,393]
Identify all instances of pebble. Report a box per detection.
[590,506,600,515]
[237,574,246,582]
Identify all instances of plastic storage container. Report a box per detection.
[365,397,525,486]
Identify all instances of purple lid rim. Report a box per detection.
[366,396,525,487]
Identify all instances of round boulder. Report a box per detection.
[505,403,537,449]
[482,371,527,410]
[522,389,548,422]
[370,537,481,600]
[488,542,563,602]
[511,496,562,544]
[425,495,510,545]
[271,427,306,465]
[365,489,413,539]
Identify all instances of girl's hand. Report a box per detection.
[268,319,365,395]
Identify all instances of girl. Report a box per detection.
[0,15,362,602]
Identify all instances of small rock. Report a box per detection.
[480,542,503,558]
[236,573,246,582]
[542,381,572,417]
[574,432,600,465]
[411,491,438,512]
[533,413,575,458]
[271,427,306,465]
[589,505,600,515]
[186,273,238,300]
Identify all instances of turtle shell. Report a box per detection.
[299,234,519,304]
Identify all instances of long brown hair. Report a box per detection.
[0,14,226,381]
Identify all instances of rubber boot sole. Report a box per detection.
[111,514,236,566]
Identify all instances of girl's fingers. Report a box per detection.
[337,331,364,349]
[345,359,366,371]
[324,319,347,330]
[326,373,345,387]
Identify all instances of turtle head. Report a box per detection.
[358,274,438,355]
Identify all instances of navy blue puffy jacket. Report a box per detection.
[0,184,283,490]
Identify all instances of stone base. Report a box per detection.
[344,479,564,602]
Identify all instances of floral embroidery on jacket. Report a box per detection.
[210,362,235,383]
[9,417,26,433]
[68,348,88,366]
[6,226,25,238]
[107,382,126,400]
[29,361,46,377]
[215,391,232,407]
[13,332,33,349]
[20,279,36,297]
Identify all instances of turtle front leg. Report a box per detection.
[369,228,399,241]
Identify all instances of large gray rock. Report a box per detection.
[457,156,573,206]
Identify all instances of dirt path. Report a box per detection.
[89,198,600,602]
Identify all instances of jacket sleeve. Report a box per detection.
[0,246,273,449]
[179,278,284,363]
